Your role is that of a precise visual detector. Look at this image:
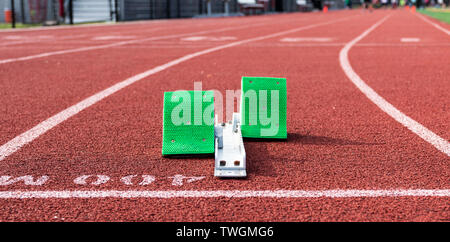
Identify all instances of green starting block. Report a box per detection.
[161,77,287,177]
[241,77,287,139]
[162,90,215,156]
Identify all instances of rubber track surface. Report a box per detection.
[0,9,448,221]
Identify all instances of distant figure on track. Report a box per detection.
[346,0,353,8]
[363,0,373,11]
[392,0,398,8]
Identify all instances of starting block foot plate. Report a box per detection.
[162,90,215,156]
[241,76,287,139]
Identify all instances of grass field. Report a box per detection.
[418,8,450,24]
[0,23,41,29]
[0,21,108,29]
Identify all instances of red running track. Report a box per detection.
[0,9,448,221]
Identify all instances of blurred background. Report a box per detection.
[0,0,342,26]
[0,0,448,27]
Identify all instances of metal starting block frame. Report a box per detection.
[214,113,246,178]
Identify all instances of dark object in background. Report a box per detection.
[58,0,64,18]
[312,0,323,10]
[68,0,73,24]
[416,0,422,7]
[10,0,15,28]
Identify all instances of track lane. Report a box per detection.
[350,10,450,141]
[0,12,359,151]
[0,15,301,144]
[0,12,370,179]
[0,10,447,222]
[416,12,450,34]
[1,197,448,222]
[11,9,445,192]
[0,15,267,39]
[0,16,281,61]
[0,13,335,58]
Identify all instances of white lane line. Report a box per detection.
[0,189,448,199]
[416,13,450,35]
[0,33,91,47]
[355,43,450,47]
[400,37,420,42]
[0,21,272,65]
[0,15,358,162]
[339,15,450,157]
[3,35,53,40]
[280,37,333,42]
[181,36,237,41]
[246,42,450,48]
[92,35,136,40]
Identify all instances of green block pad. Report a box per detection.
[162,90,215,155]
[241,77,287,139]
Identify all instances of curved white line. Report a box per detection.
[0,15,358,162]
[416,13,450,35]
[0,189,448,199]
[339,15,450,156]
